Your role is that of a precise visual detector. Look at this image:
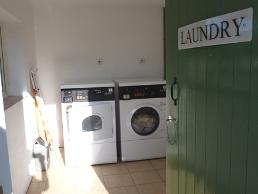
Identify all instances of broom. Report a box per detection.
[30,68,53,146]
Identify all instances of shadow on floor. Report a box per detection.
[27,148,166,194]
[27,145,50,194]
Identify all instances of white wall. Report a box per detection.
[0,84,11,194]
[5,97,37,194]
[0,0,37,193]
[0,0,36,96]
[33,2,164,146]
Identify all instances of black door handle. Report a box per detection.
[171,77,178,106]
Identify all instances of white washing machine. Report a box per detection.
[61,81,117,166]
[116,79,166,161]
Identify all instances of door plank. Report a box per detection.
[205,47,220,194]
[177,0,191,193]
[246,0,258,193]
[215,46,234,194]
[165,0,180,193]
[178,51,188,194]
[203,1,226,194]
[220,1,252,194]
[192,1,208,194]
[185,0,198,193]
[166,0,257,194]
[185,49,196,194]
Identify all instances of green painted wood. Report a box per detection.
[220,1,252,194]
[229,45,251,194]
[192,1,207,194]
[165,0,179,193]
[185,49,196,194]
[215,2,234,193]
[215,46,234,194]
[246,1,258,194]
[215,0,251,194]
[177,0,190,193]
[166,0,258,193]
[194,52,206,194]
[177,50,187,194]
[184,1,199,194]
[246,1,258,193]
[205,48,220,194]
[203,2,226,194]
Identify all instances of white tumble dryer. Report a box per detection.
[116,79,166,161]
[61,81,117,166]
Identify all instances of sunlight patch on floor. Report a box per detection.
[27,148,166,194]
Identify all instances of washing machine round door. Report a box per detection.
[131,106,160,136]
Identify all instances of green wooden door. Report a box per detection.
[165,0,258,194]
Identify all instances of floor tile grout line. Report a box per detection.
[28,151,166,194]
[129,169,163,193]
[125,161,141,194]
[130,169,162,176]
[102,170,136,190]
[156,169,164,181]
[148,159,156,170]
[149,158,166,170]
[126,160,155,173]
[101,163,129,176]
[134,179,163,186]
[135,181,165,194]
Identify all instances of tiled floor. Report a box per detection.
[27,149,166,194]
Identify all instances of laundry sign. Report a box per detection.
[178,8,253,50]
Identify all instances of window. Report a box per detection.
[0,27,6,96]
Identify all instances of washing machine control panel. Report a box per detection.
[61,87,115,103]
[119,84,166,100]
